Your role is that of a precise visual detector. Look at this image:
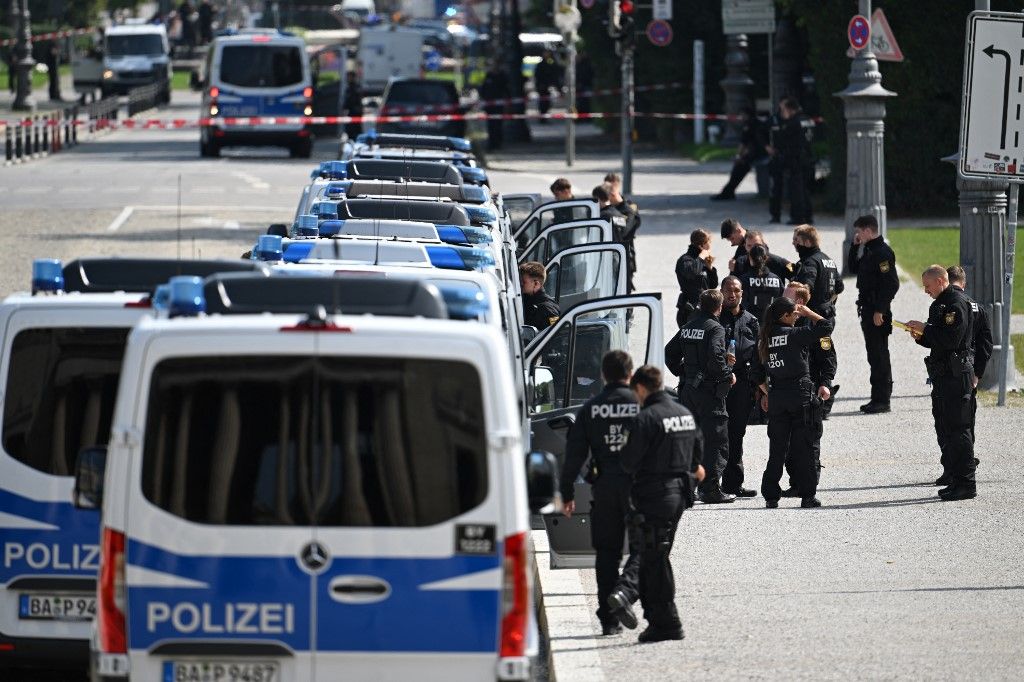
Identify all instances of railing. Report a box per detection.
[127,82,162,118]
[4,106,80,165]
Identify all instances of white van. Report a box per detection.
[99,23,172,101]
[0,258,261,675]
[76,276,556,681]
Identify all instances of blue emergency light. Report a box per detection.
[31,258,64,294]
[296,214,319,238]
[436,224,493,245]
[325,182,349,198]
[318,219,346,237]
[447,136,473,152]
[437,284,489,320]
[152,284,171,311]
[425,245,495,271]
[313,202,339,220]
[460,167,488,185]
[256,234,284,262]
[465,205,498,224]
[168,276,205,318]
[313,160,347,180]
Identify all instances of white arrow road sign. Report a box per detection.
[960,11,1024,179]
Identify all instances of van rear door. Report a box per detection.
[544,243,627,312]
[216,40,308,120]
[125,347,320,681]
[311,355,503,680]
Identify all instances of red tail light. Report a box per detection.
[499,531,528,657]
[280,322,352,333]
[97,527,127,654]
[303,87,313,99]
[209,86,219,99]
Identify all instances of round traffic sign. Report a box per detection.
[848,14,870,51]
[646,19,672,48]
[580,0,594,9]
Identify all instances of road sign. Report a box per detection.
[646,19,672,47]
[653,0,671,22]
[848,15,870,51]
[721,0,774,36]
[845,8,904,61]
[959,11,1024,179]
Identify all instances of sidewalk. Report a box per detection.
[500,150,1024,680]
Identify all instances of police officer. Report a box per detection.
[606,175,641,293]
[905,266,976,500]
[753,297,834,508]
[719,276,759,497]
[519,261,560,331]
[561,350,641,636]
[731,229,795,281]
[848,215,900,414]
[947,265,993,454]
[615,365,704,643]
[769,96,815,225]
[780,281,837,494]
[666,289,735,503]
[792,224,843,318]
[738,244,786,322]
[674,229,719,327]
[720,218,748,269]
[593,184,628,243]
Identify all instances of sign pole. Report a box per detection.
[621,45,633,195]
[693,40,704,144]
[999,182,1017,406]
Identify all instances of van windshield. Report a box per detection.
[141,356,488,527]
[106,34,165,57]
[219,44,304,88]
[385,81,456,106]
[2,327,129,476]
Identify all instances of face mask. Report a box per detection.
[796,244,816,260]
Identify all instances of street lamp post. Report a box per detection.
[12,0,36,111]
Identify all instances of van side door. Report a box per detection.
[513,200,599,251]
[544,243,627,313]
[516,220,611,265]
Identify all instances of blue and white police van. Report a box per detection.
[197,30,314,158]
[74,276,556,681]
[0,258,261,672]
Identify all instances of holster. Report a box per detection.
[688,371,704,389]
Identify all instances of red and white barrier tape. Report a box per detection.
[0,27,97,48]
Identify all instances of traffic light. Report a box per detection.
[608,0,635,47]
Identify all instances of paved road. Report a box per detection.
[1,115,1022,680]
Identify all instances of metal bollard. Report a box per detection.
[42,115,49,154]
[5,125,11,162]
[32,116,40,156]
[14,122,23,160]
[71,106,78,144]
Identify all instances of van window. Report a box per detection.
[384,81,457,107]
[106,34,165,57]
[2,328,129,476]
[141,356,488,527]
[219,45,304,88]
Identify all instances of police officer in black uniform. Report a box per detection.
[607,176,641,293]
[769,97,815,225]
[721,218,748,268]
[519,261,560,331]
[719,276,759,497]
[665,289,735,503]
[947,265,993,455]
[616,365,704,643]
[674,228,719,327]
[792,224,843,318]
[753,297,834,508]
[731,230,795,282]
[738,244,786,322]
[848,215,900,414]
[560,350,642,636]
[905,266,977,501]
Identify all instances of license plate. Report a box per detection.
[162,661,280,682]
[219,106,258,116]
[18,593,96,621]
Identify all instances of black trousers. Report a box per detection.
[485,114,504,150]
[719,155,754,196]
[860,312,893,403]
[591,475,641,626]
[762,388,819,501]
[722,377,754,492]
[680,385,729,495]
[932,374,976,487]
[787,162,814,223]
[632,477,686,631]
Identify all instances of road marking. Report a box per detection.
[231,170,271,191]
[129,204,291,212]
[223,220,240,229]
[106,206,134,232]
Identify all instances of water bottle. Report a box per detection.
[727,339,736,355]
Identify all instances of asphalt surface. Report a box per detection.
[1,101,1022,680]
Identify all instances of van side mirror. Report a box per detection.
[530,365,555,413]
[525,450,558,513]
[520,324,538,345]
[73,446,108,510]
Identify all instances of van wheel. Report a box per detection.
[200,138,220,158]
[290,138,312,158]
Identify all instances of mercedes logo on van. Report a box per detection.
[299,541,330,573]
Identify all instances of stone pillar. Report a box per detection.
[956,173,1017,390]
[835,34,895,266]
[720,34,753,145]
[12,0,36,112]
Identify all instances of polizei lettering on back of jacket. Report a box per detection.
[678,328,706,341]
[591,403,640,419]
[662,415,696,433]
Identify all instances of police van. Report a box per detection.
[73,275,557,681]
[0,258,261,672]
[196,30,314,158]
